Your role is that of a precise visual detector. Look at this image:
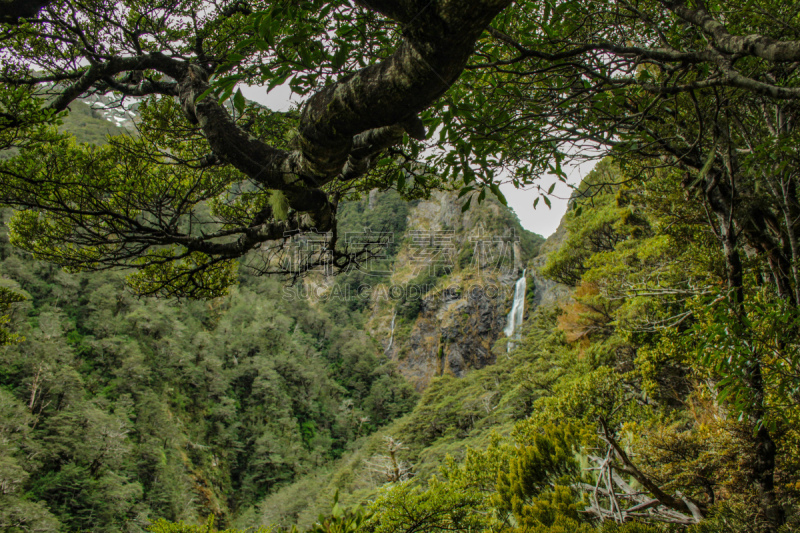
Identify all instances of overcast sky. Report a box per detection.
[241,85,595,237]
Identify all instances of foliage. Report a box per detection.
[321,190,412,317]
[0,0,513,296]
[0,235,416,531]
[0,284,24,345]
[305,492,372,533]
[542,160,649,287]
[366,477,490,533]
[3,1,800,531]
[534,162,800,530]
[240,158,800,533]
[148,514,272,533]
[492,425,584,529]
[690,291,800,429]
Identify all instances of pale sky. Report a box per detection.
[241,85,595,237]
[499,162,592,238]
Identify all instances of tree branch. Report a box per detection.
[663,0,800,62]
[0,0,53,25]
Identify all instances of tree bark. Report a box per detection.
[0,0,53,25]
[702,171,785,532]
[174,0,512,228]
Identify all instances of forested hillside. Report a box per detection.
[0,98,538,531]
[0,209,420,531]
[226,161,800,533]
[0,111,420,529]
[3,0,800,532]
[5,145,799,533]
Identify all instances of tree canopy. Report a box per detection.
[0,0,511,295]
[2,3,800,530]
[1,0,799,296]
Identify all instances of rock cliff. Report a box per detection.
[360,190,546,389]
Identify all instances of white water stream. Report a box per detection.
[385,310,397,353]
[504,269,527,350]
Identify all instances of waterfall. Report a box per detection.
[385,310,397,354]
[504,269,527,350]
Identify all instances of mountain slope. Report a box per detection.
[0,102,548,532]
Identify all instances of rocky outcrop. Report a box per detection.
[374,272,514,389]
[365,190,540,390]
[529,268,570,310]
[325,185,579,391]
[530,211,572,309]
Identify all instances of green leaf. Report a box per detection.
[259,17,275,46]
[267,74,289,92]
[196,87,215,103]
[332,44,349,69]
[489,183,507,205]
[458,186,474,198]
[233,89,246,114]
[218,88,233,104]
[298,47,313,68]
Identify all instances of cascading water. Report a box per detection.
[504,269,527,351]
[385,310,397,354]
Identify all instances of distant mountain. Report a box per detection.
[59,98,131,143]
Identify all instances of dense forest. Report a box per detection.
[0,103,421,530]
[2,0,800,532]
[225,159,800,533]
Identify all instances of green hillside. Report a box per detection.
[0,208,418,531]
[232,161,800,533]
[1,100,799,533]
[58,101,129,144]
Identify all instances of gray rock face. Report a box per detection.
[530,219,572,309]
[438,285,506,373]
[385,277,512,389]
[363,190,523,389]
[365,188,568,390]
